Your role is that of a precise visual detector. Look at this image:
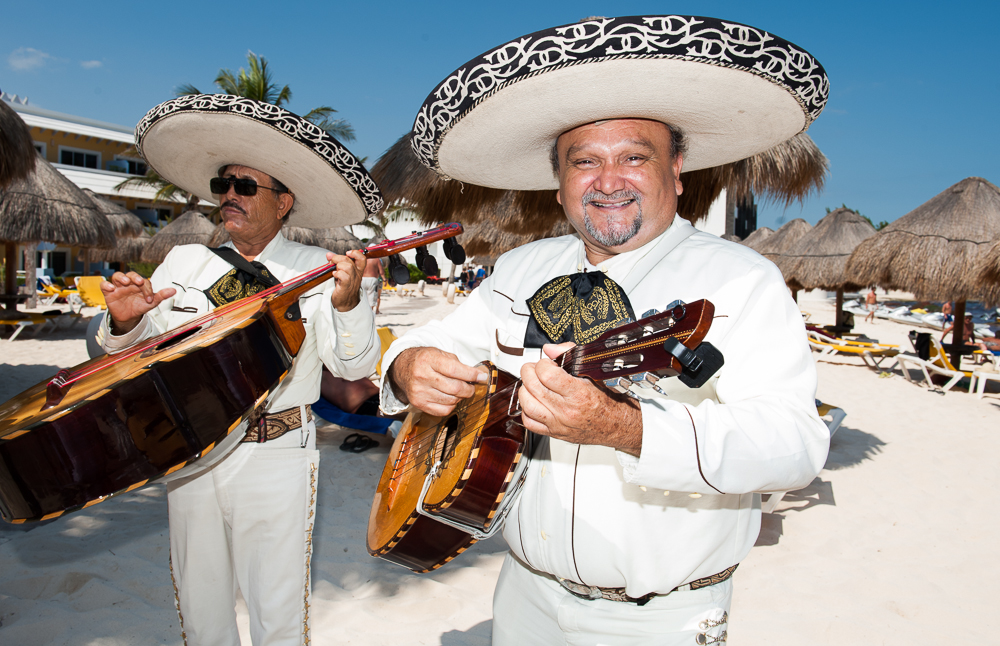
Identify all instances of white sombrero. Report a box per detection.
[136,94,383,228]
[411,15,829,190]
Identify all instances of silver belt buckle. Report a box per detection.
[557,577,603,600]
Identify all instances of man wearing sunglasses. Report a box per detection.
[97,95,384,646]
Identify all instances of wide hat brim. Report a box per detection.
[411,15,829,190]
[136,95,383,228]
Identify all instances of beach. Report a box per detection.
[0,288,997,644]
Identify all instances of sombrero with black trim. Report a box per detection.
[411,15,829,190]
[135,94,383,228]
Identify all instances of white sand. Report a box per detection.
[0,288,997,644]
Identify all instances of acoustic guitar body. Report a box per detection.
[0,300,293,523]
[367,365,526,572]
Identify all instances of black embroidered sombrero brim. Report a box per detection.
[136,94,384,228]
[411,15,829,190]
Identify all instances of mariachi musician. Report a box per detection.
[381,16,832,645]
[99,95,383,646]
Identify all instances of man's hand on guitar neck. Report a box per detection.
[101,272,177,335]
[519,342,643,457]
[388,347,489,417]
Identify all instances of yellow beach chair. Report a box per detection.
[74,276,108,309]
[806,329,900,370]
[893,337,973,393]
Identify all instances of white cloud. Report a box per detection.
[8,47,53,71]
[80,60,102,69]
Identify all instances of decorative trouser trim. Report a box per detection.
[169,556,189,646]
[302,462,317,645]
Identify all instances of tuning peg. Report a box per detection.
[629,372,660,388]
[443,237,466,264]
[387,254,410,285]
[641,309,659,319]
[603,377,632,394]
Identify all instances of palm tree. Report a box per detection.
[177,50,355,142]
[118,50,356,207]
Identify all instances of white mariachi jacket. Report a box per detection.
[381,216,829,596]
[102,232,380,415]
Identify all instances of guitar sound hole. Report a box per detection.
[433,415,460,466]
[154,327,201,352]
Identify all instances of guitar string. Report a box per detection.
[381,325,699,481]
[386,380,523,481]
[49,226,463,391]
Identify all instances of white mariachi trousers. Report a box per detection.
[167,427,319,646]
[492,553,732,646]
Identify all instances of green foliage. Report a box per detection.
[826,203,888,230]
[407,263,426,283]
[127,261,158,278]
[178,50,355,142]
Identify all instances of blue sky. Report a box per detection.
[4,0,997,231]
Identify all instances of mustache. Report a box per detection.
[221,200,246,214]
[582,189,641,207]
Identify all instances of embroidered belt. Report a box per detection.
[241,406,313,443]
[557,564,738,605]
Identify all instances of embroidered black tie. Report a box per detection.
[205,247,281,307]
[524,271,635,347]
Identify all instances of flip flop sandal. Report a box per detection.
[339,433,379,453]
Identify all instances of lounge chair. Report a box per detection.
[894,351,973,393]
[74,276,108,309]
[971,365,1000,399]
[806,329,900,370]
[761,400,845,514]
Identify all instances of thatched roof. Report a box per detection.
[0,155,116,247]
[976,237,1000,305]
[90,229,150,263]
[781,208,876,291]
[370,132,828,235]
[0,100,36,189]
[142,211,216,262]
[312,227,362,255]
[755,218,812,262]
[846,177,1000,303]
[720,234,742,242]
[83,189,144,238]
[461,219,576,258]
[208,223,323,248]
[740,226,773,250]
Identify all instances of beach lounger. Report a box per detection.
[74,276,108,309]
[971,367,1000,399]
[761,400,845,514]
[806,329,900,370]
[893,352,972,393]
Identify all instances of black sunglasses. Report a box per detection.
[209,176,287,197]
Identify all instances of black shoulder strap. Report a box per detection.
[207,246,280,287]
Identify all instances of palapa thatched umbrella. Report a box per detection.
[754,218,813,299]
[461,219,576,259]
[83,189,144,239]
[975,237,1000,306]
[781,207,876,327]
[847,177,1000,366]
[0,99,36,189]
[0,156,116,307]
[370,132,828,236]
[90,229,150,265]
[313,227,362,255]
[740,226,773,251]
[83,189,146,267]
[141,211,215,263]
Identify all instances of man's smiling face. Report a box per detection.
[555,119,684,263]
